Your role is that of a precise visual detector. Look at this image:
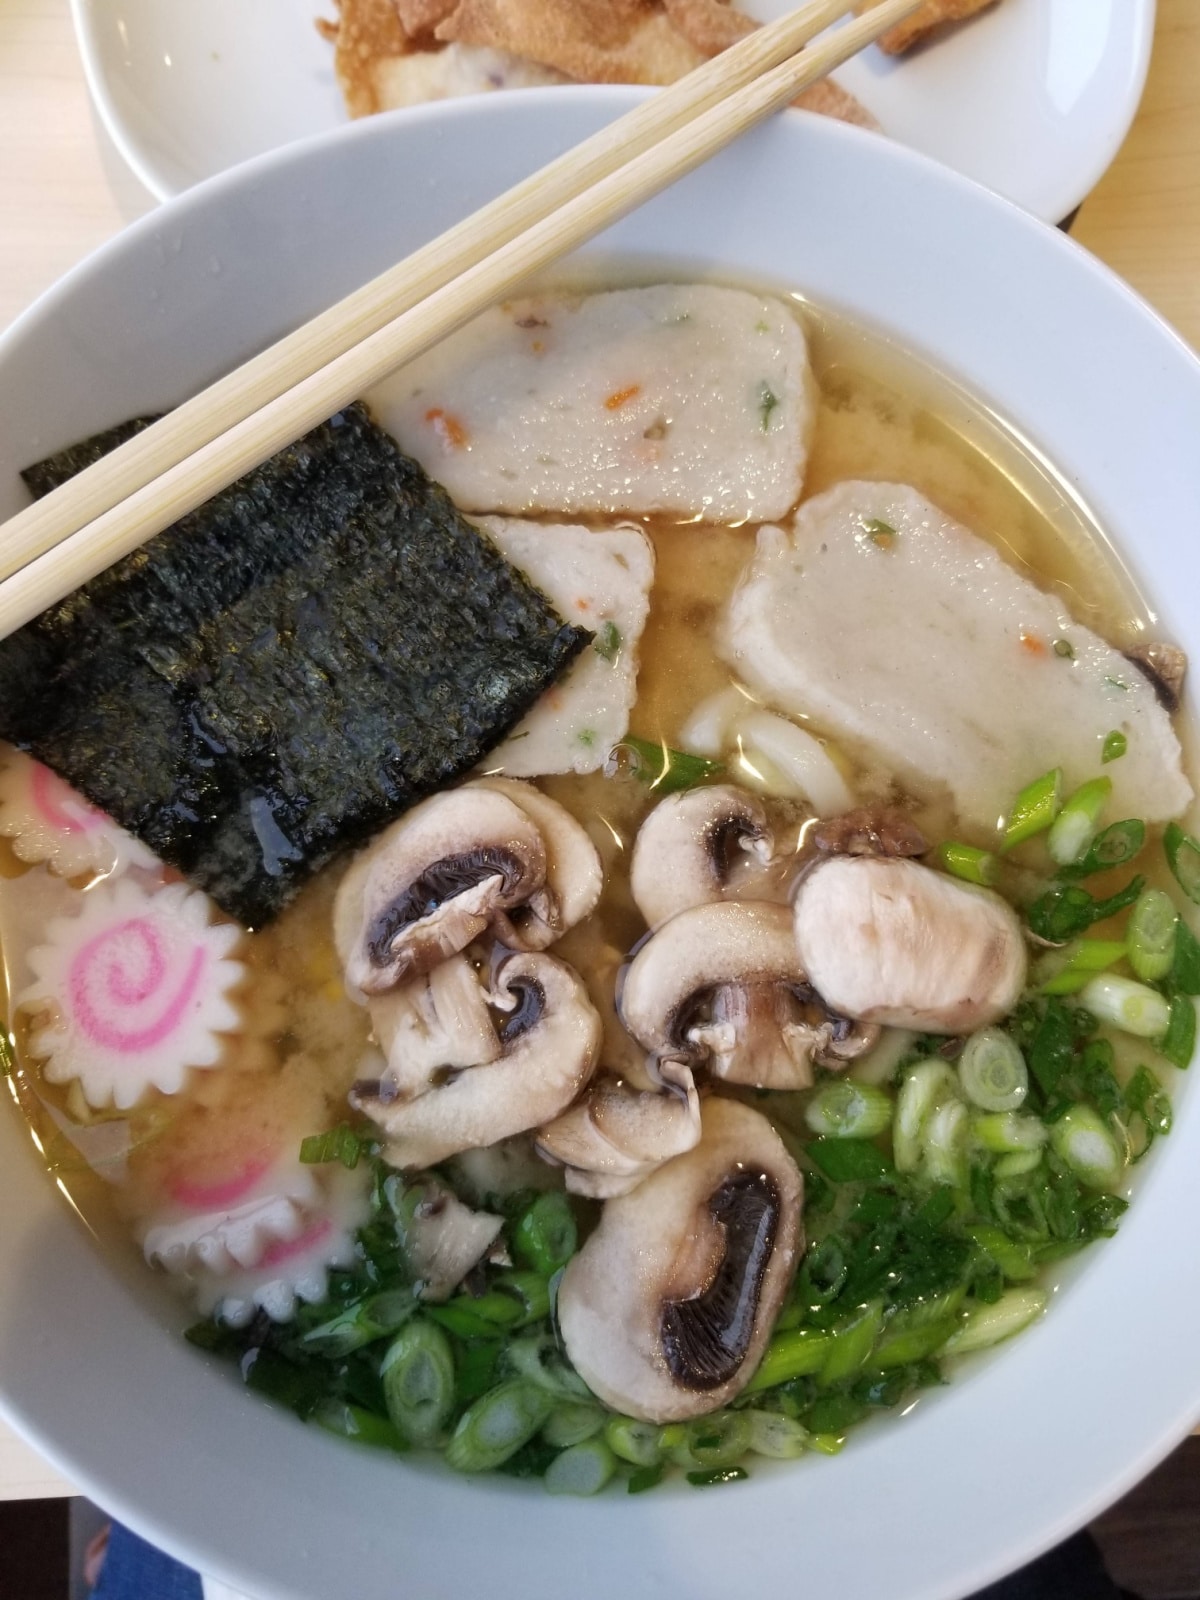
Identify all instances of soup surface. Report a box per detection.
[2,281,1195,1489]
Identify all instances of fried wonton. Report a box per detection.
[321,0,877,126]
[856,0,1000,55]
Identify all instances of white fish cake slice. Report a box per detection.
[367,285,815,522]
[475,517,654,775]
[721,481,1192,832]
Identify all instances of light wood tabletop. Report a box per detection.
[0,0,1198,1503]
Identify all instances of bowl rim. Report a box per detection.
[2,85,1200,1600]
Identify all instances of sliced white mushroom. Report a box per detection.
[629,785,779,930]
[557,1098,802,1422]
[469,777,603,946]
[367,954,500,1101]
[335,788,551,995]
[618,900,873,1090]
[394,1174,504,1302]
[351,951,601,1169]
[793,855,1027,1034]
[536,1068,702,1198]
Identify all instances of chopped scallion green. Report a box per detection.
[1158,994,1197,1069]
[616,736,723,795]
[1127,888,1178,983]
[1164,822,1200,905]
[1102,730,1127,763]
[1077,974,1171,1039]
[937,841,999,887]
[1046,777,1111,866]
[958,1029,1028,1111]
[941,1288,1046,1356]
[1001,767,1063,852]
[804,1080,893,1139]
[1049,1104,1127,1190]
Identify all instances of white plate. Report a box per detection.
[72,0,1154,220]
[2,89,1200,1600]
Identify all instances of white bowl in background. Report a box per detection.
[69,0,1155,222]
[1,90,1199,1600]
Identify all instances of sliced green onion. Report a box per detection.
[804,1080,893,1139]
[445,1380,554,1473]
[626,1464,664,1495]
[1128,889,1179,983]
[937,841,999,887]
[311,1400,407,1452]
[617,736,723,796]
[922,1097,971,1189]
[1046,777,1111,866]
[994,1148,1044,1179]
[1001,767,1062,852]
[964,1223,1037,1282]
[686,1467,748,1488]
[893,1060,960,1174]
[1102,731,1127,763]
[1165,822,1200,905]
[1124,1064,1173,1155]
[298,1123,366,1169]
[1027,875,1145,942]
[818,1300,884,1387]
[673,1412,753,1470]
[746,1328,831,1392]
[593,621,622,663]
[542,1403,606,1449]
[805,1137,892,1182]
[1170,916,1200,994]
[1059,819,1146,880]
[1049,1104,1127,1190]
[871,1312,962,1369]
[1159,994,1197,1069]
[604,1416,666,1467]
[501,1334,591,1401]
[744,1411,810,1460]
[1078,974,1171,1038]
[300,1286,417,1357]
[941,1288,1046,1356]
[1036,938,1128,996]
[971,1111,1047,1154]
[958,1029,1029,1111]
[544,1437,617,1496]
[381,1319,455,1447]
[512,1193,577,1276]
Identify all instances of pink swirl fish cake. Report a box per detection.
[0,749,157,880]
[18,878,244,1110]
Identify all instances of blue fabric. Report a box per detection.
[91,1520,204,1600]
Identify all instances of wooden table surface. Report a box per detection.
[1,0,1199,1502]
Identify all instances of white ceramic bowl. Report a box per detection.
[2,91,1200,1600]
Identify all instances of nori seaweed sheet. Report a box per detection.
[0,405,590,925]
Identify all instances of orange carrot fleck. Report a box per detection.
[604,384,642,411]
[424,407,469,448]
[576,597,591,611]
[1019,631,1047,656]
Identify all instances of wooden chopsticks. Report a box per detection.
[0,0,918,640]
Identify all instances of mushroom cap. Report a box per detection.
[618,900,803,1058]
[557,1097,802,1421]
[350,950,601,1169]
[793,855,1027,1033]
[335,788,548,995]
[629,785,775,930]
[470,776,603,948]
[536,1068,701,1198]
